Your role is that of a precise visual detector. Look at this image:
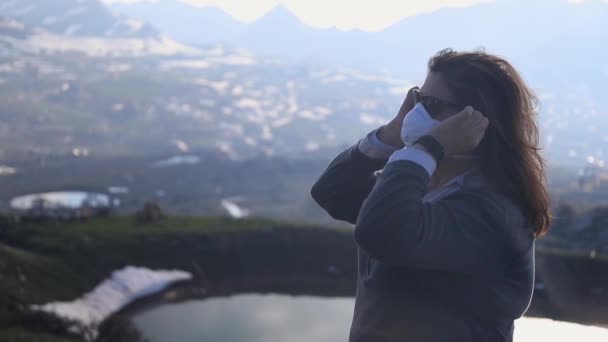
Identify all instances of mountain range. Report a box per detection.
[110,0,608,89]
[0,0,607,168]
[107,0,608,168]
[0,0,157,38]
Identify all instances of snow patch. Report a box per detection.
[172,139,190,152]
[271,117,292,128]
[232,85,244,96]
[216,141,239,160]
[243,136,257,146]
[150,155,201,168]
[207,54,256,66]
[195,79,230,93]
[235,98,261,110]
[218,122,244,135]
[321,73,348,83]
[31,266,191,339]
[108,186,129,195]
[305,141,320,151]
[221,197,250,219]
[105,63,132,73]
[19,34,200,57]
[0,165,17,175]
[161,59,210,70]
[298,110,328,121]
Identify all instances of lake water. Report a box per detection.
[133,294,608,342]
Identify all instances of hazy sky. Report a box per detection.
[104,0,494,31]
[104,0,608,30]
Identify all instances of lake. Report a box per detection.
[133,294,608,342]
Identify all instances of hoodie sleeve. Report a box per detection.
[354,159,508,274]
[311,129,392,224]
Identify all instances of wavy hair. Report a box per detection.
[428,49,551,237]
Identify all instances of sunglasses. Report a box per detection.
[412,88,465,119]
[412,88,504,142]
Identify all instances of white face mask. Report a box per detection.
[401,102,440,147]
[401,102,477,159]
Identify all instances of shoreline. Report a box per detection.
[1,215,607,340]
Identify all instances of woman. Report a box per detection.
[311,49,551,342]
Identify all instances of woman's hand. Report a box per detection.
[377,86,419,148]
[429,106,489,156]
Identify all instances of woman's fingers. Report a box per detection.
[470,112,488,131]
[429,106,489,155]
[398,86,419,119]
[460,108,487,131]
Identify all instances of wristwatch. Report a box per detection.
[413,135,445,164]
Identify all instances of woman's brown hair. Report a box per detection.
[428,49,551,237]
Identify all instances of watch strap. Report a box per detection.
[413,135,445,164]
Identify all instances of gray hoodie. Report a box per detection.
[311,143,535,342]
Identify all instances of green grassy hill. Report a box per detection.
[0,215,353,341]
[2,214,607,341]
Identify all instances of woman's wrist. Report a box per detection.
[411,143,431,155]
[377,125,404,148]
[411,140,443,164]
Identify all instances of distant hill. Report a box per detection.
[0,16,409,163]
[0,0,157,37]
[0,0,202,58]
[108,0,245,43]
[108,0,608,167]
[0,16,197,57]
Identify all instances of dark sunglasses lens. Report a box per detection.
[421,98,438,118]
